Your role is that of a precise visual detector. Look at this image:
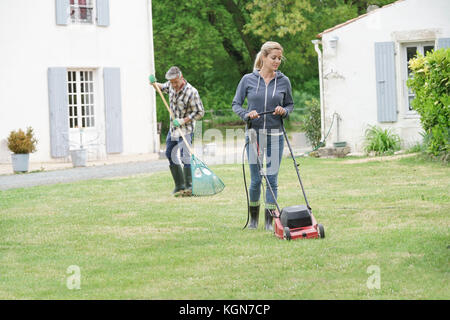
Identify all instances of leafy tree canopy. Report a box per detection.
[152,0,397,126]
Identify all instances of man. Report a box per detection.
[153,66,205,197]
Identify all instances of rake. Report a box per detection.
[149,75,225,196]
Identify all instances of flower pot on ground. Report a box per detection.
[70,148,87,167]
[7,127,38,173]
[11,153,30,172]
[70,127,87,167]
[333,141,347,148]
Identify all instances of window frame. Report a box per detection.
[402,41,435,117]
[69,0,95,25]
[67,69,97,131]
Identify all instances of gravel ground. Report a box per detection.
[0,159,169,191]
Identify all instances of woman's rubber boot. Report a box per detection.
[264,209,274,231]
[182,167,192,197]
[248,205,260,229]
[169,164,185,197]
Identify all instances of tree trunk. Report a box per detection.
[207,10,249,76]
[219,0,259,70]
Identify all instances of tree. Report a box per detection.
[244,0,313,39]
[153,0,261,79]
[217,0,259,68]
[151,0,399,130]
[343,0,402,14]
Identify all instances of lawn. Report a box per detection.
[0,155,448,299]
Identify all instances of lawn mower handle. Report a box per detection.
[246,110,277,120]
[245,110,277,129]
[245,110,312,212]
[279,117,312,211]
[257,110,277,116]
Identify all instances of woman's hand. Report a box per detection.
[273,106,286,116]
[247,110,260,120]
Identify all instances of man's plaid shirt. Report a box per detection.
[161,80,205,138]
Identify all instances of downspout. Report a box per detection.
[311,39,325,143]
[147,0,158,153]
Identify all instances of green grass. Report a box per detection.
[0,156,449,299]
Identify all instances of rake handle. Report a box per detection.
[150,81,194,155]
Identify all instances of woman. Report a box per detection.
[232,41,294,231]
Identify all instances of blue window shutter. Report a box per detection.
[374,42,398,122]
[437,38,450,49]
[96,0,110,26]
[103,68,123,154]
[55,0,69,25]
[48,68,69,158]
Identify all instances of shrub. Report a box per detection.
[299,98,322,148]
[363,125,401,155]
[407,48,450,158]
[7,127,38,154]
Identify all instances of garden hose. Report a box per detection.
[293,111,339,161]
[242,140,250,230]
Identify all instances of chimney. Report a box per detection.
[367,5,380,13]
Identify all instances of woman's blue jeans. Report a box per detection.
[246,129,284,209]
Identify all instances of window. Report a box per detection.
[70,0,94,24]
[405,43,434,112]
[67,70,95,129]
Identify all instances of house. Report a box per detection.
[0,0,158,164]
[313,0,450,153]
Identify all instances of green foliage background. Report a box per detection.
[152,0,398,136]
[300,98,322,148]
[407,48,450,158]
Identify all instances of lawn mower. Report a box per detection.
[243,110,325,240]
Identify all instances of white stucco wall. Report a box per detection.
[319,0,450,153]
[0,0,157,163]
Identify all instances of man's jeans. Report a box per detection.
[165,130,193,169]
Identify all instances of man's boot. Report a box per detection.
[182,166,192,197]
[264,208,274,231]
[248,205,260,229]
[169,164,185,197]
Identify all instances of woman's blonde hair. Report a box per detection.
[253,41,284,70]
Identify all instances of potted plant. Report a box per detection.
[7,127,38,173]
[70,127,87,167]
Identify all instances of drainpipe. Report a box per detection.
[311,39,325,143]
[147,0,159,153]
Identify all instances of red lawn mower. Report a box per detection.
[243,111,325,241]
